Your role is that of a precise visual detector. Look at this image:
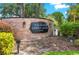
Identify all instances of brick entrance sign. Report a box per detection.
[1,18,54,54]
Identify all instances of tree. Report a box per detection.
[67,3,79,22]
[17,3,25,17]
[1,4,19,18]
[50,12,64,26]
[24,3,45,18]
[46,14,58,27]
[1,3,45,18]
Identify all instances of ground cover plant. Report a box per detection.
[43,50,79,55]
[0,32,14,55]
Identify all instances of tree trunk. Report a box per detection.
[73,15,76,23]
[18,3,25,17]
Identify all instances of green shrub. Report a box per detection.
[60,22,74,36]
[74,39,79,46]
[0,32,14,55]
[60,22,79,37]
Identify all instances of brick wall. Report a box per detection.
[2,18,54,41]
[1,18,54,53]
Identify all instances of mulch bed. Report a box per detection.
[13,37,79,55]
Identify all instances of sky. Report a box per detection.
[44,3,70,18]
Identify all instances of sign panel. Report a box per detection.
[30,22,49,33]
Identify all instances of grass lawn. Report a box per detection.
[43,50,79,55]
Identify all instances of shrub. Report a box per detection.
[0,21,12,32]
[60,22,79,37]
[74,39,79,46]
[60,22,75,36]
[0,32,14,55]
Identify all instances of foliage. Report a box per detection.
[60,22,74,36]
[43,50,79,55]
[67,3,79,22]
[1,4,19,18]
[74,39,79,46]
[60,22,79,37]
[51,12,64,26]
[46,15,58,27]
[24,3,45,18]
[0,32,14,55]
[1,3,45,18]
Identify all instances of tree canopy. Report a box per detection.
[1,3,45,18]
[67,3,79,22]
[47,12,64,26]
